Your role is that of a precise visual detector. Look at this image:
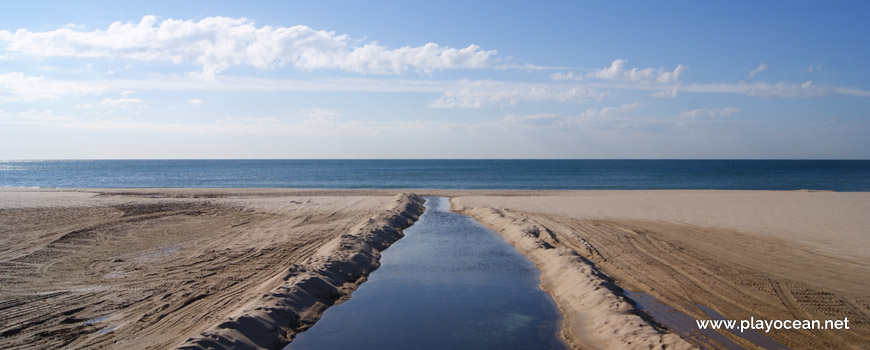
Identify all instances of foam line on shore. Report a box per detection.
[177,193,425,350]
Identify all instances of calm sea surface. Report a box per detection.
[285,197,566,350]
[2,160,869,191]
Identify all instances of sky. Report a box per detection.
[1,0,869,159]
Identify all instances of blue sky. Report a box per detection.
[1,0,868,159]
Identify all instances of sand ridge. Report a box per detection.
[177,193,424,349]
[454,191,870,349]
[0,190,418,349]
[456,204,695,350]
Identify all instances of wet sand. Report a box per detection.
[2,189,868,349]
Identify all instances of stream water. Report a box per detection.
[285,197,566,350]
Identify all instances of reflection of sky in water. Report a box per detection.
[696,304,787,350]
[625,291,787,350]
[624,290,741,349]
[287,197,566,350]
[83,315,110,325]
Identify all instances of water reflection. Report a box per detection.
[286,197,566,350]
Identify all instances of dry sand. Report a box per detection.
[2,189,868,349]
[0,189,422,349]
[179,193,424,349]
[454,190,870,349]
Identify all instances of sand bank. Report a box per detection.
[454,190,870,349]
[0,189,422,349]
[178,193,424,349]
[456,204,693,349]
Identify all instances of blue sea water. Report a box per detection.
[2,159,869,191]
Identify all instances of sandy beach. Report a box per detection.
[1,188,868,349]
[0,189,422,349]
[454,191,870,349]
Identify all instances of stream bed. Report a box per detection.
[286,196,566,350]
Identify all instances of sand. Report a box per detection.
[0,189,422,349]
[179,193,424,349]
[2,189,867,349]
[454,190,870,349]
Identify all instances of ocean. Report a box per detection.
[2,159,869,191]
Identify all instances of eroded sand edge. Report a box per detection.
[177,193,425,349]
[455,203,695,350]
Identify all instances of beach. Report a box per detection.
[454,191,870,349]
[0,189,423,349]
[5,1,869,348]
[1,188,868,349]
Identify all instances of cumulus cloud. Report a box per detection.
[678,107,739,120]
[748,62,767,78]
[0,16,498,79]
[430,80,604,108]
[588,59,686,83]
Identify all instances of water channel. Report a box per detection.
[286,197,567,350]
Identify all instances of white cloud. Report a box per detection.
[651,85,680,98]
[186,98,203,106]
[5,70,868,105]
[0,72,106,101]
[498,63,577,71]
[611,79,870,98]
[307,108,341,122]
[63,23,86,30]
[502,113,562,126]
[91,91,146,109]
[680,80,854,97]
[576,103,640,120]
[678,107,739,120]
[430,80,604,108]
[550,71,581,81]
[503,103,640,129]
[0,109,74,121]
[0,16,498,79]
[7,109,388,137]
[748,62,767,78]
[99,97,145,108]
[588,59,686,83]
[808,64,823,72]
